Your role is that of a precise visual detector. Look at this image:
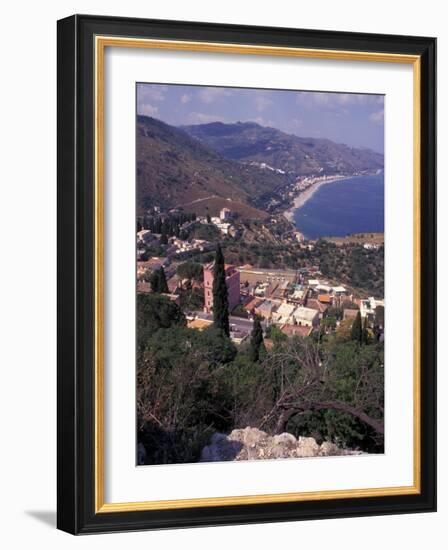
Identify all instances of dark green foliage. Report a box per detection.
[176,261,204,281]
[159,231,168,245]
[248,316,265,362]
[149,267,169,294]
[192,223,220,242]
[351,311,363,343]
[136,293,186,351]
[265,325,288,345]
[362,316,370,345]
[212,244,230,336]
[137,326,237,464]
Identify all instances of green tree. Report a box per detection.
[160,231,168,245]
[158,266,169,294]
[149,267,169,294]
[362,316,370,345]
[136,293,186,351]
[248,316,265,362]
[212,243,230,336]
[350,311,363,344]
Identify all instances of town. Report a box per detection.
[136,205,385,347]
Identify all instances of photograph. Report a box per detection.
[135,83,386,466]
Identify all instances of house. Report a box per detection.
[220,207,232,221]
[229,327,250,345]
[291,306,319,327]
[360,297,384,318]
[203,262,240,313]
[137,229,155,244]
[254,300,274,320]
[280,324,313,338]
[272,303,296,325]
[305,298,328,318]
[137,257,169,279]
[332,285,348,296]
[315,284,332,294]
[318,294,333,305]
[244,297,262,314]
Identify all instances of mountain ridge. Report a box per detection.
[181,121,384,177]
[136,115,290,216]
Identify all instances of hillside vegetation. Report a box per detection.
[182,121,384,176]
[137,116,290,214]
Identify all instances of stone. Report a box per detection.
[200,427,358,462]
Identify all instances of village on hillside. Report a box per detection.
[136,205,385,347]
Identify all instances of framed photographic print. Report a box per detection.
[57,14,436,534]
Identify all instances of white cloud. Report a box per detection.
[296,91,383,109]
[137,84,168,103]
[197,87,233,104]
[369,109,384,125]
[180,94,191,104]
[138,103,159,117]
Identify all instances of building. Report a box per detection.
[360,297,384,318]
[203,262,240,313]
[136,257,168,279]
[137,229,155,244]
[291,306,319,327]
[318,294,333,305]
[280,324,313,338]
[272,303,296,325]
[220,207,232,221]
[254,300,275,320]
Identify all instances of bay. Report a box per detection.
[293,173,384,239]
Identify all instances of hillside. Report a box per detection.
[181,121,384,177]
[136,116,290,215]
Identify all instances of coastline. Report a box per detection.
[283,175,352,222]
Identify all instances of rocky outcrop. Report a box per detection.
[200,427,363,462]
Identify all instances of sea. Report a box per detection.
[293,173,384,239]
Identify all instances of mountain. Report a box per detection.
[136,116,291,217]
[181,121,384,177]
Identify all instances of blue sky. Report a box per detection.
[137,83,384,153]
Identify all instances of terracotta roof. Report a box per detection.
[318,294,332,304]
[306,299,328,313]
[244,297,262,311]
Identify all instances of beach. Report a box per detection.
[284,175,350,222]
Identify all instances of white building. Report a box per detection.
[220,207,232,221]
[272,303,296,325]
[360,297,384,318]
[137,229,154,244]
[292,306,319,327]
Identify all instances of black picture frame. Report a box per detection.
[57,14,436,534]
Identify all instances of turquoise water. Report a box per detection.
[293,173,384,239]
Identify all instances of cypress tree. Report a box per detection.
[362,315,369,345]
[149,267,169,294]
[149,270,160,293]
[158,267,169,294]
[212,243,230,336]
[160,229,168,245]
[249,316,265,362]
[350,311,363,344]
